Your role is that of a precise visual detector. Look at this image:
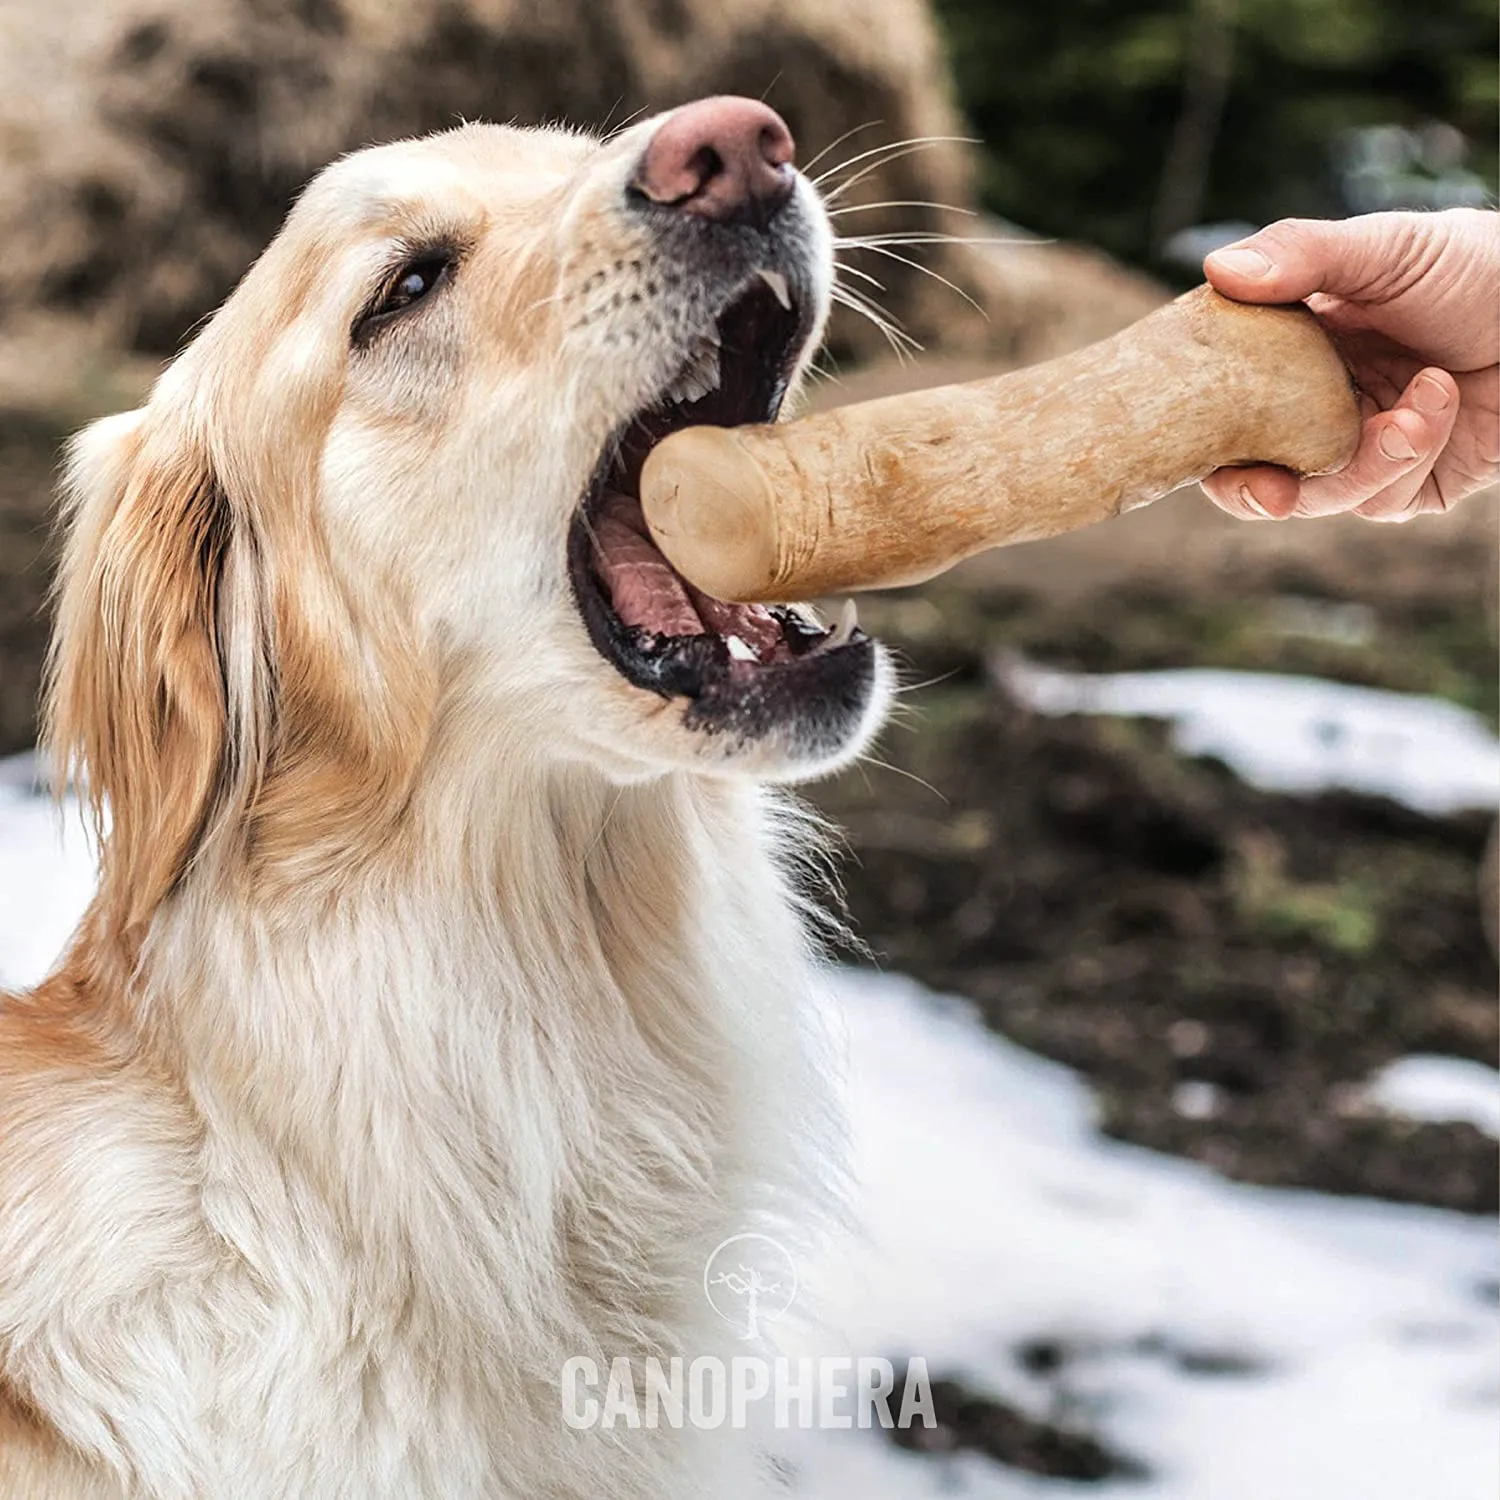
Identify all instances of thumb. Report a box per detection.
[1204,215,1419,306]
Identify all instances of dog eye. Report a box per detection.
[354,253,453,343]
[386,259,446,312]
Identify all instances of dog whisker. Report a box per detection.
[856,751,949,803]
[835,240,987,318]
[828,198,976,220]
[809,134,976,191]
[831,260,887,292]
[799,119,885,176]
[836,232,1042,248]
[829,281,922,362]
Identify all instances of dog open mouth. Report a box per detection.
[568,271,875,735]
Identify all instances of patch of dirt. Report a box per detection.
[0,414,68,758]
[892,1364,1149,1481]
[810,569,1498,1216]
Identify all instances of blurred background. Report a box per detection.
[0,0,1495,1494]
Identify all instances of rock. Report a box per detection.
[0,0,980,367]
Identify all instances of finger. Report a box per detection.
[1291,368,1458,517]
[1351,465,1448,522]
[1203,214,1421,307]
[1204,366,1459,522]
[1201,464,1302,519]
[1350,372,1463,520]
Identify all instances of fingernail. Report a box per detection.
[1209,246,1272,279]
[1378,425,1418,462]
[1238,483,1274,518]
[1412,374,1451,414]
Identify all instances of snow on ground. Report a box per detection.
[784,971,1499,1500]
[0,755,97,989]
[996,659,1500,816]
[1363,1055,1500,1139]
[1,754,1495,1499]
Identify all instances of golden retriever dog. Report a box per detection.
[0,98,890,1499]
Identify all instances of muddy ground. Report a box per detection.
[0,413,63,760]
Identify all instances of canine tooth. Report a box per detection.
[828,599,858,648]
[755,268,792,311]
[725,634,757,662]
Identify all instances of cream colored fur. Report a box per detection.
[0,109,889,1498]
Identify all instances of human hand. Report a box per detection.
[1200,208,1499,521]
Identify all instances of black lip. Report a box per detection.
[568,274,878,741]
[680,633,878,755]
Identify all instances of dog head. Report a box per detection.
[47,101,891,922]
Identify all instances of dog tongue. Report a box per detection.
[592,491,703,637]
[590,491,783,658]
[686,587,782,658]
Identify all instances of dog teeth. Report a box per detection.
[755,268,792,311]
[725,634,757,662]
[827,599,858,649]
[661,335,722,406]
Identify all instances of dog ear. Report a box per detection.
[46,407,269,931]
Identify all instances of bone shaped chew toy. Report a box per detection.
[639,285,1361,603]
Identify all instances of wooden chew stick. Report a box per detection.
[640,285,1361,603]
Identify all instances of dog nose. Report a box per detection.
[634,97,795,227]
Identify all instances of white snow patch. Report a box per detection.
[780,972,1499,1499]
[1364,1055,1500,1138]
[0,764,96,989]
[997,658,1500,816]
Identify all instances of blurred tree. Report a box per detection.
[1151,0,1240,253]
[933,0,1498,267]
